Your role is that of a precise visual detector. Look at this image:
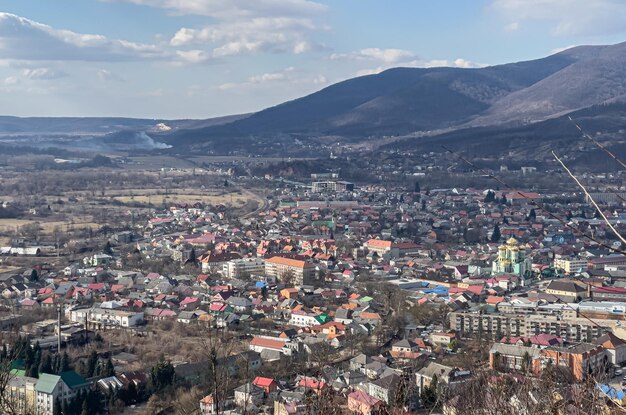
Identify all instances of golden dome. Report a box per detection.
[498,245,507,251]
[506,237,518,246]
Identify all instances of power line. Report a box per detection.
[568,116,626,170]
[441,145,626,256]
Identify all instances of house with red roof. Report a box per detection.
[252,377,278,393]
[348,390,382,415]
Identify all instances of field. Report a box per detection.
[112,193,248,207]
[0,218,101,234]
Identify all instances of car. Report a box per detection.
[615,369,623,376]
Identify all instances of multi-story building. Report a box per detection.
[34,372,90,415]
[288,310,327,328]
[545,279,589,302]
[365,239,419,258]
[451,310,617,342]
[223,258,265,279]
[592,287,626,302]
[490,342,609,382]
[311,181,354,193]
[265,256,316,285]
[69,307,144,328]
[4,374,37,414]
[554,256,588,274]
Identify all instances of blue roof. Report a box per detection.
[598,384,626,401]
[255,282,267,288]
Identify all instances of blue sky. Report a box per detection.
[0,0,625,119]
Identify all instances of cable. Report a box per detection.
[441,145,626,256]
[568,116,626,170]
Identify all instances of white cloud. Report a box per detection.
[22,68,67,81]
[551,44,577,54]
[2,76,18,85]
[331,48,416,64]
[171,17,323,57]
[176,49,211,63]
[97,69,125,82]
[21,67,67,80]
[104,0,327,18]
[504,21,520,31]
[217,66,325,91]
[354,57,486,77]
[491,0,626,36]
[0,12,167,61]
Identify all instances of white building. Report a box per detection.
[289,310,323,328]
[223,258,265,279]
[69,306,144,328]
[554,256,588,274]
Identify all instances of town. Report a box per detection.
[0,150,625,415]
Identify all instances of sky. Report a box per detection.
[0,0,626,119]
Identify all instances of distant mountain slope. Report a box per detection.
[386,101,626,170]
[472,43,626,125]
[0,114,248,135]
[167,51,578,144]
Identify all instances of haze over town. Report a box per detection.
[1,1,626,415]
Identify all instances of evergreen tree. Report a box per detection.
[414,181,421,193]
[103,241,113,256]
[502,216,509,225]
[150,355,175,393]
[126,381,138,404]
[500,194,508,205]
[491,223,501,243]
[421,199,426,211]
[187,247,197,265]
[529,208,537,221]
[39,353,53,375]
[59,351,70,373]
[104,358,115,377]
[30,269,39,282]
[484,190,496,203]
[86,351,98,377]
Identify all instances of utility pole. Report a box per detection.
[57,303,62,354]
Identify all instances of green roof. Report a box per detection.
[315,314,331,324]
[312,220,336,229]
[359,296,374,303]
[36,373,61,394]
[60,371,89,389]
[10,368,26,377]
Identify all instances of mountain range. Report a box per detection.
[2,42,626,155]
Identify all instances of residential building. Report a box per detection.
[554,256,588,274]
[265,256,316,285]
[450,311,616,342]
[35,372,90,415]
[415,362,472,394]
[312,180,354,193]
[368,373,401,404]
[545,280,589,302]
[347,390,383,415]
[223,258,265,279]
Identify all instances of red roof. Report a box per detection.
[348,390,381,406]
[253,377,276,387]
[250,337,286,350]
[298,377,326,390]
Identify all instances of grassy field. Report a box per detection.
[113,193,248,206]
[0,219,101,234]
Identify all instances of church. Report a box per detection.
[492,237,532,283]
